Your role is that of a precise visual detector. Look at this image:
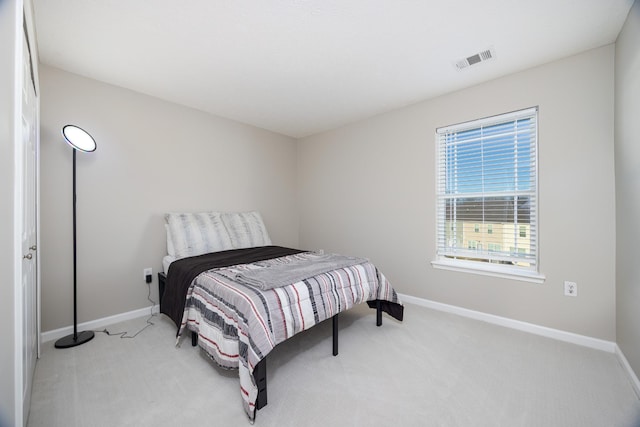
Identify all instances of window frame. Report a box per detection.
[431,107,545,284]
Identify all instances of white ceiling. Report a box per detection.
[33,0,633,138]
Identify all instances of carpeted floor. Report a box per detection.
[28,303,640,427]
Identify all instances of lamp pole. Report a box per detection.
[55,126,96,349]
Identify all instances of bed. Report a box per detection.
[159,211,404,422]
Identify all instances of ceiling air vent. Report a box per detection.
[454,47,496,71]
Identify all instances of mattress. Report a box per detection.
[162,255,175,274]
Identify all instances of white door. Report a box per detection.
[21,29,38,422]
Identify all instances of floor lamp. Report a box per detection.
[55,125,97,349]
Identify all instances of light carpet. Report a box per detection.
[28,303,640,427]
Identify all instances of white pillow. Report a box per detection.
[165,212,233,259]
[221,211,272,249]
[165,224,175,257]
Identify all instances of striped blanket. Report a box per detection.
[178,251,403,422]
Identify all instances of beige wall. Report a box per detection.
[298,45,616,340]
[39,65,299,332]
[615,0,640,380]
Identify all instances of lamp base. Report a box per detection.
[54,330,95,349]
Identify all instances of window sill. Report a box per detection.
[431,259,546,284]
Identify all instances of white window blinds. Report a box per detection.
[435,107,538,273]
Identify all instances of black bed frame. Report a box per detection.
[158,272,383,416]
[190,300,383,414]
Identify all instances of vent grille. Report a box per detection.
[455,47,496,71]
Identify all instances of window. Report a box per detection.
[433,107,543,283]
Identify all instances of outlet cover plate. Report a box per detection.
[564,281,577,297]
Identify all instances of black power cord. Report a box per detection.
[93,278,156,339]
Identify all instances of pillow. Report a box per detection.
[221,211,272,249]
[165,224,175,257]
[165,212,233,259]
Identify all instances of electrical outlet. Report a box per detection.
[143,268,152,282]
[564,281,577,297]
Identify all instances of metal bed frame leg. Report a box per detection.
[376,299,382,327]
[255,358,268,410]
[332,314,338,356]
[191,331,198,346]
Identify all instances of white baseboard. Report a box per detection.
[398,293,616,353]
[41,304,160,343]
[615,344,640,399]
